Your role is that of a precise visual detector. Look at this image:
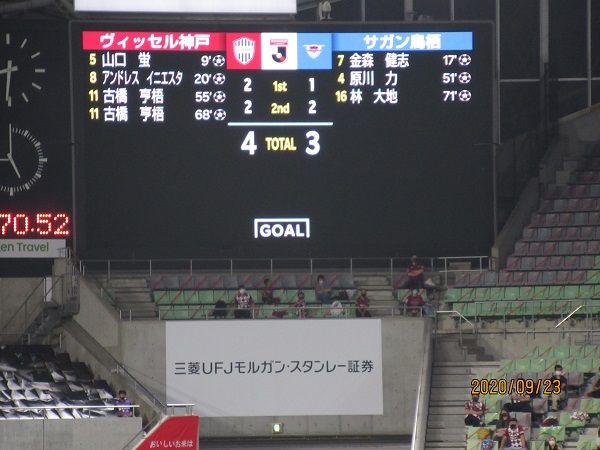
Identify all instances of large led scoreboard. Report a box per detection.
[72,22,494,258]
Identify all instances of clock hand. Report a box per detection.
[8,124,12,158]
[7,154,21,179]
[0,64,18,75]
[5,60,13,104]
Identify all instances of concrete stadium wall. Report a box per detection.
[0,278,43,336]
[118,316,429,438]
[0,417,141,450]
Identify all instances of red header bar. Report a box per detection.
[82,31,226,51]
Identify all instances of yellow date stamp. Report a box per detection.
[471,378,562,396]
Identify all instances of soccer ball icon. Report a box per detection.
[458,72,472,84]
[213,73,226,85]
[213,109,227,121]
[458,54,472,66]
[213,55,225,67]
[458,90,472,102]
[213,91,226,103]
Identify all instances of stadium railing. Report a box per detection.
[79,255,491,283]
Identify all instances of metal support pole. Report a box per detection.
[360,0,365,21]
[586,0,592,108]
[450,0,455,20]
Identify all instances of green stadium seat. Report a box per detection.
[489,287,504,301]
[579,398,600,414]
[585,270,600,284]
[575,358,593,373]
[576,437,598,450]
[530,441,548,450]
[519,286,535,300]
[154,290,170,305]
[197,290,215,304]
[547,285,563,299]
[171,291,186,305]
[445,289,461,302]
[578,285,594,299]
[533,286,549,299]
[515,359,531,372]
[506,301,526,316]
[504,287,519,301]
[563,285,579,299]
[460,288,476,301]
[559,412,585,430]
[538,426,565,442]
[553,346,571,360]
[529,358,547,372]
[482,396,501,414]
[474,288,490,301]
[303,289,317,303]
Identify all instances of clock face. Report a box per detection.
[2,32,46,107]
[0,124,46,196]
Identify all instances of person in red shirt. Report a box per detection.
[404,289,425,316]
[261,278,280,305]
[355,289,371,318]
[292,290,307,318]
[500,417,528,450]
[464,394,486,426]
[407,255,425,290]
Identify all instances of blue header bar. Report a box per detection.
[331,32,473,52]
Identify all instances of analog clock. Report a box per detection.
[1,32,46,107]
[0,123,46,196]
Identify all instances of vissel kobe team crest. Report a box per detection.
[233,37,256,65]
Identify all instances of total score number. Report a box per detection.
[240,130,321,157]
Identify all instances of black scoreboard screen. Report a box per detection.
[72,22,494,258]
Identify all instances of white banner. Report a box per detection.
[74,0,296,13]
[166,320,383,417]
[0,239,66,258]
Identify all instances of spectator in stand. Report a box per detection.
[585,366,600,398]
[500,416,528,450]
[355,289,371,318]
[315,274,332,304]
[212,298,228,319]
[549,364,568,412]
[504,379,531,412]
[544,436,562,450]
[261,278,280,305]
[493,408,511,441]
[406,255,425,290]
[292,290,307,319]
[404,289,425,316]
[464,394,486,426]
[232,285,253,319]
[270,298,287,318]
[115,390,132,417]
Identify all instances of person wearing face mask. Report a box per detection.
[500,417,527,450]
[548,364,568,412]
[544,436,561,450]
[464,394,485,426]
[232,285,253,319]
[493,408,511,441]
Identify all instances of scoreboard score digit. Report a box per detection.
[72,22,494,258]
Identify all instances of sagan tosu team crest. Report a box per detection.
[233,37,256,65]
